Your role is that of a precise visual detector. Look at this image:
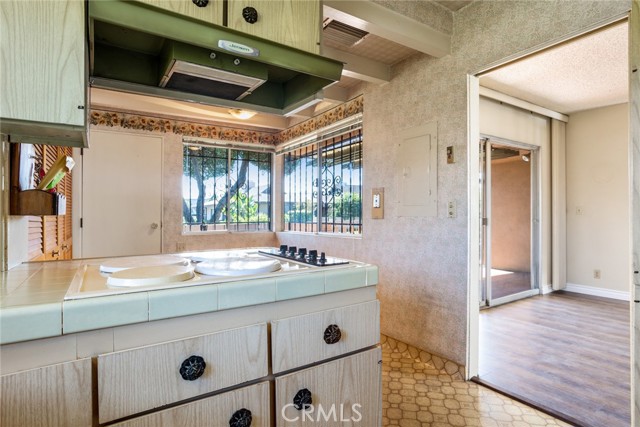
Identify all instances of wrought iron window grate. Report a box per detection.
[182,144,272,232]
[283,128,362,235]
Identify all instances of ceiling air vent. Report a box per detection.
[322,19,369,47]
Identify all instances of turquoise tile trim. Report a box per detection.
[218,278,276,310]
[325,268,367,293]
[276,273,325,301]
[149,285,218,321]
[0,290,67,308]
[63,293,149,334]
[0,303,62,344]
[366,266,379,286]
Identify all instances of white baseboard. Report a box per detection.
[540,284,554,295]
[564,282,630,301]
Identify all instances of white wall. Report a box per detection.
[566,103,630,294]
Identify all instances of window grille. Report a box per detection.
[182,144,272,232]
[283,128,362,235]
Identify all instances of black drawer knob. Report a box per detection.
[293,388,312,410]
[323,324,342,344]
[242,7,258,24]
[192,0,209,7]
[229,408,252,427]
[179,355,206,381]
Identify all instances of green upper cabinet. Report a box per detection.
[133,0,224,26]
[227,0,321,54]
[0,0,87,147]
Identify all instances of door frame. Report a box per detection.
[480,135,541,308]
[465,13,631,380]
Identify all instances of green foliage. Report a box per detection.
[227,192,269,223]
[284,209,314,223]
[328,192,361,219]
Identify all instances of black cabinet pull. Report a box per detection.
[293,388,312,410]
[323,324,342,344]
[229,408,252,427]
[179,355,206,381]
[242,7,258,24]
[192,0,209,7]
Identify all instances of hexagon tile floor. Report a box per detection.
[381,335,571,427]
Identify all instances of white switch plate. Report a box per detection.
[373,194,380,208]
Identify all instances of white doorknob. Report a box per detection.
[151,222,159,229]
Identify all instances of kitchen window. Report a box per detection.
[182,143,272,232]
[282,120,362,235]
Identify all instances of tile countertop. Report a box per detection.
[0,257,378,345]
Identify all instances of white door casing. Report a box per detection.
[629,1,639,424]
[80,130,162,258]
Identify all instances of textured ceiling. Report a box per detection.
[480,22,628,114]
[323,32,419,66]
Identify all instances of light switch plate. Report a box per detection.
[372,188,384,219]
[446,146,455,164]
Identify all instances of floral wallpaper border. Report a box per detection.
[89,95,363,146]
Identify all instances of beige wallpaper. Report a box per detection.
[281,0,631,365]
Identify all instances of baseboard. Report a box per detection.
[564,282,630,301]
[540,284,554,295]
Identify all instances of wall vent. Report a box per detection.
[322,19,369,47]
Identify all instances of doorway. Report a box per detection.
[479,137,539,307]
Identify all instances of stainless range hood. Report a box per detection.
[89,0,343,115]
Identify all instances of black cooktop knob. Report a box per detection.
[297,248,307,258]
[308,250,318,262]
[279,245,288,254]
[319,252,327,265]
[288,246,297,257]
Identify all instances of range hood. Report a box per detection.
[89,1,343,115]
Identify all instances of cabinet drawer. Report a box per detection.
[275,348,382,427]
[1,358,92,427]
[271,300,379,373]
[111,381,270,427]
[98,323,268,423]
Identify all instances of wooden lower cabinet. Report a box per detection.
[0,358,92,427]
[272,301,380,374]
[275,348,382,427]
[111,381,270,427]
[98,323,268,423]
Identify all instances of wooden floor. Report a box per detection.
[478,291,630,427]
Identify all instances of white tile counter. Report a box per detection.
[0,255,378,345]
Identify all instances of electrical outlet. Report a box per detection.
[176,242,186,252]
[447,201,456,218]
[594,269,601,279]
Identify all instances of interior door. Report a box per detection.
[81,130,162,258]
[480,136,539,307]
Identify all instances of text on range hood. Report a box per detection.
[89,0,344,114]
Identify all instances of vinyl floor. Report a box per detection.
[478,291,630,427]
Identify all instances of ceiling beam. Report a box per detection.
[323,0,451,58]
[322,46,391,85]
